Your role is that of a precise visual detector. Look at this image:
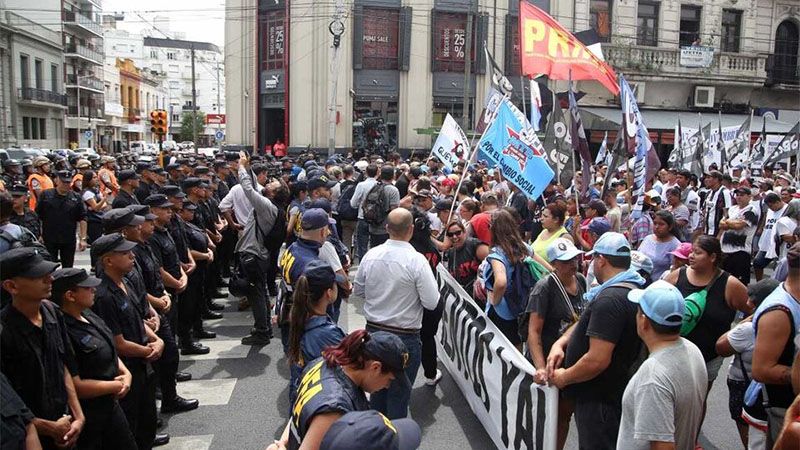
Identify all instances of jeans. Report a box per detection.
[354,219,370,261]
[367,327,422,419]
[241,254,271,334]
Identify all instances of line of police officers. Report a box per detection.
[0,152,245,449]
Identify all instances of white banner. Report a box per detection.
[675,125,784,170]
[679,46,714,68]
[435,265,558,450]
[431,113,470,170]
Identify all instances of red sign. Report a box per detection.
[262,9,285,70]
[362,8,399,70]
[206,114,226,125]
[433,12,470,72]
[519,2,619,95]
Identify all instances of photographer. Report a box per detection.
[233,152,281,345]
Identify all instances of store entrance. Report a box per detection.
[261,108,285,154]
[352,100,397,158]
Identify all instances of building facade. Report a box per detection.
[225,0,800,154]
[0,0,67,149]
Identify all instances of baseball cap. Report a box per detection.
[144,194,173,209]
[303,260,345,288]
[587,232,631,257]
[0,247,59,280]
[628,280,685,327]
[364,331,411,387]
[307,198,333,214]
[747,278,780,307]
[161,185,186,199]
[51,268,101,304]
[319,410,421,450]
[301,208,330,230]
[308,174,337,191]
[669,242,692,260]
[434,198,453,212]
[102,208,145,232]
[630,251,654,274]
[546,238,583,263]
[90,233,137,261]
[587,217,611,236]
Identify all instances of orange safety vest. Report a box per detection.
[71,173,83,191]
[26,173,53,210]
[98,168,119,196]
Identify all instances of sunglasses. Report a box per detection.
[446,230,463,237]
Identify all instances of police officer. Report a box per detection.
[36,170,87,268]
[26,155,53,210]
[51,267,138,450]
[318,410,422,450]
[7,183,41,238]
[135,163,156,203]
[2,159,23,186]
[0,372,42,449]
[0,247,86,449]
[97,156,119,199]
[112,170,141,209]
[165,164,183,186]
[71,159,93,191]
[90,233,168,449]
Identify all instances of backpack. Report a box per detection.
[505,256,549,317]
[0,226,53,261]
[362,182,388,226]
[337,180,358,221]
[680,269,724,336]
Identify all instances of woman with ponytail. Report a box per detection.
[288,261,346,407]
[268,329,410,450]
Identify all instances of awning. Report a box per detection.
[580,107,798,133]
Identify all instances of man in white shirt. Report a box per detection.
[754,192,787,280]
[354,208,439,419]
[719,187,760,285]
[676,170,701,234]
[219,164,270,227]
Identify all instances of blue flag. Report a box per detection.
[476,98,555,200]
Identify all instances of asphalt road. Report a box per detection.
[73,251,744,450]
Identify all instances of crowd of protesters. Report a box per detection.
[0,148,799,450]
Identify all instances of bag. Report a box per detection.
[336,180,358,221]
[0,227,53,260]
[680,269,724,336]
[362,182,388,226]
[518,273,583,342]
[505,256,549,317]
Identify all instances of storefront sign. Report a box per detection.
[206,114,226,125]
[362,8,399,69]
[263,10,285,70]
[679,46,714,68]
[434,12,469,71]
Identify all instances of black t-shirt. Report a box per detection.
[563,285,643,404]
[133,243,166,297]
[150,226,182,279]
[35,188,86,244]
[167,216,190,264]
[91,278,148,368]
[526,273,587,357]
[445,237,484,290]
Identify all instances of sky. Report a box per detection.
[104,0,226,48]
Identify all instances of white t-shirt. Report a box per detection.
[726,321,755,382]
[771,216,797,260]
[682,189,701,232]
[721,203,760,254]
[759,204,788,254]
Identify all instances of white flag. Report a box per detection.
[431,114,470,170]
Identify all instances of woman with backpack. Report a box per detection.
[483,209,533,349]
[662,235,750,398]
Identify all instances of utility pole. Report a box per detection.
[190,45,198,151]
[216,59,222,150]
[327,0,346,157]
[462,10,473,131]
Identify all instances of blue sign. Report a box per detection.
[84,130,94,139]
[476,99,554,200]
[215,130,225,140]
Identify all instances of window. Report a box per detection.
[721,9,742,52]
[30,117,38,139]
[167,52,176,60]
[432,12,476,72]
[172,114,180,122]
[150,50,158,58]
[34,59,43,90]
[20,55,29,89]
[679,6,701,47]
[51,64,58,92]
[168,64,179,74]
[361,8,400,70]
[39,119,46,139]
[637,1,659,47]
[22,117,31,139]
[262,9,285,70]
[590,0,612,43]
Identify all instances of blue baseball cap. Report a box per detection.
[546,238,583,263]
[627,280,685,327]
[320,410,421,450]
[587,217,611,236]
[630,250,654,274]
[586,232,631,257]
[303,260,345,288]
[301,208,330,230]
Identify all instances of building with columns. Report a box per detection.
[225,0,799,154]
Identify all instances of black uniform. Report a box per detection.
[111,189,140,209]
[63,310,137,450]
[181,222,209,344]
[135,181,156,204]
[0,301,76,450]
[36,188,86,268]
[9,209,41,238]
[1,372,35,450]
[91,277,157,450]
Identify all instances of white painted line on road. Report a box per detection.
[157,434,214,450]
[176,379,237,406]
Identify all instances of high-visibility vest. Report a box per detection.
[71,173,83,191]
[98,168,119,196]
[26,173,53,210]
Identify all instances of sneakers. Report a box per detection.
[425,369,443,386]
[241,332,270,346]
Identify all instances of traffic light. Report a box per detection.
[149,110,168,136]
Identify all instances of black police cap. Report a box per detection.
[143,194,173,208]
[160,185,186,198]
[0,247,59,280]
[102,208,145,232]
[118,169,139,183]
[90,233,137,261]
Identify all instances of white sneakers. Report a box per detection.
[425,369,443,386]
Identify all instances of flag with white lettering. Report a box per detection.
[431,114,470,170]
[728,114,752,169]
[763,122,800,166]
[620,75,656,219]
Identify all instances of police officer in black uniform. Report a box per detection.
[2,159,24,186]
[7,183,41,238]
[0,372,41,449]
[36,170,87,268]
[0,247,86,449]
[112,170,141,209]
[51,267,138,450]
[90,233,168,449]
[134,163,156,203]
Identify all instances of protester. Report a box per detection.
[469,192,499,244]
[754,192,786,281]
[617,280,707,449]
[665,186,690,241]
[665,242,692,276]
[532,203,572,262]
[443,221,489,293]
[636,210,681,281]
[350,164,379,261]
[719,186,760,286]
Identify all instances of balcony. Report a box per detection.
[182,105,199,112]
[124,107,141,123]
[64,11,103,38]
[765,54,799,89]
[18,87,67,106]
[64,43,103,65]
[68,104,104,118]
[604,44,767,87]
[65,74,104,92]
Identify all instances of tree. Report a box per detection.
[179,111,205,143]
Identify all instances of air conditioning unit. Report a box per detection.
[631,82,646,104]
[694,86,715,108]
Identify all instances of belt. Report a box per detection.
[366,321,420,335]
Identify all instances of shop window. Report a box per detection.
[262,9,285,70]
[433,12,476,73]
[679,6,702,47]
[590,0,612,43]
[361,8,400,70]
[352,101,397,154]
